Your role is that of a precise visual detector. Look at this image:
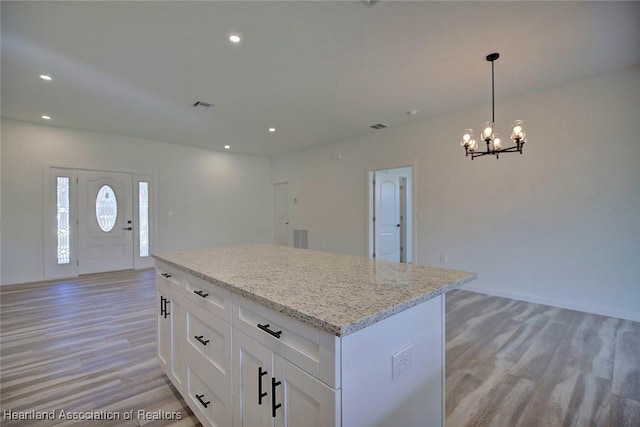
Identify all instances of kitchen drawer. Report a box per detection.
[185,300,232,392]
[232,295,340,389]
[155,262,184,291]
[185,274,232,322]
[186,358,232,427]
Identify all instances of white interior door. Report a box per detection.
[78,170,133,274]
[399,176,407,263]
[274,182,290,246]
[375,172,401,262]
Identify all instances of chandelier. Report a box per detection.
[460,53,527,160]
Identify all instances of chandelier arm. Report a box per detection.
[471,144,524,159]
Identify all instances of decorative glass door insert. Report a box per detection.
[95,185,118,232]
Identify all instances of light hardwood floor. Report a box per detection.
[446,289,640,427]
[0,269,200,427]
[1,270,638,426]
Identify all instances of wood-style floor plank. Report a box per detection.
[2,271,639,426]
[447,289,640,427]
[1,270,200,427]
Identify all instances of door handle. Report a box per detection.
[272,378,282,417]
[258,367,268,405]
[123,227,132,230]
[164,299,170,318]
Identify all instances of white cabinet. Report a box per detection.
[185,300,233,391]
[273,353,340,427]
[233,329,339,427]
[183,288,234,427]
[156,265,185,393]
[231,294,340,426]
[233,329,277,427]
[185,347,233,427]
[156,261,446,427]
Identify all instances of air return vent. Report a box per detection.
[370,123,388,130]
[193,101,214,109]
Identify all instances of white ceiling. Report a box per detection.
[2,1,639,157]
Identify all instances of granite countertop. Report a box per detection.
[153,244,476,337]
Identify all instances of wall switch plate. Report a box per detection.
[392,344,413,379]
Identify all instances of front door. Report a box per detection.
[78,170,134,274]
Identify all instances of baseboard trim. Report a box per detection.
[0,275,48,286]
[462,284,640,323]
[1,268,154,287]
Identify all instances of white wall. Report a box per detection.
[1,119,273,284]
[271,67,640,322]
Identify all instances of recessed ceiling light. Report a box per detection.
[41,115,51,120]
[268,127,276,133]
[40,74,52,81]
[224,145,231,150]
[229,34,241,44]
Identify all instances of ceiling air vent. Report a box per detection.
[193,101,214,109]
[370,123,388,130]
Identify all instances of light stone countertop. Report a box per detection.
[153,244,476,337]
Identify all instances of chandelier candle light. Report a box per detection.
[460,53,527,160]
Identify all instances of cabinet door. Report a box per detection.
[233,330,274,427]
[157,285,185,392]
[170,293,185,391]
[273,354,340,427]
[157,289,172,374]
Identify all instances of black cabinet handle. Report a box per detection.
[160,296,170,317]
[257,323,282,339]
[195,335,210,346]
[164,299,170,318]
[195,393,210,408]
[271,378,282,417]
[258,367,268,405]
[161,272,172,278]
[194,290,209,299]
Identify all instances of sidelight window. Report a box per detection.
[56,177,70,264]
[139,182,149,257]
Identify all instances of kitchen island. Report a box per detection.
[153,244,475,427]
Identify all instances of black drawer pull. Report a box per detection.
[194,290,209,299]
[161,272,172,278]
[195,393,210,408]
[195,335,210,346]
[272,378,282,417]
[160,296,165,316]
[257,323,282,339]
[258,367,268,405]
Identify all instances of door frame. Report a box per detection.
[366,161,417,263]
[272,181,291,247]
[44,163,156,280]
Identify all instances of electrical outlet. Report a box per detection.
[392,345,413,379]
[440,253,447,264]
